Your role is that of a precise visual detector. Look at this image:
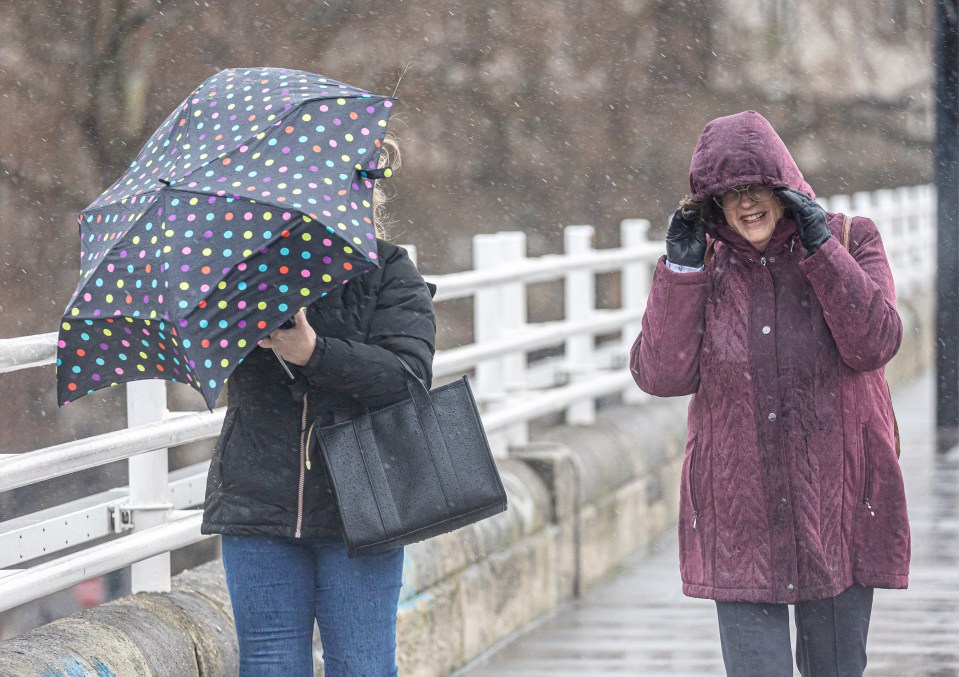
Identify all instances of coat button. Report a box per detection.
[768,412,777,421]
[787,583,794,592]
[768,257,776,263]
[780,497,788,507]
[762,326,771,334]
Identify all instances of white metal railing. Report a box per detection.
[0,185,936,616]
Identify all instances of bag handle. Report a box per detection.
[350,412,403,534]
[841,214,852,251]
[348,356,465,514]
[390,356,466,510]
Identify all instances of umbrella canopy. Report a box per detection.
[57,67,394,409]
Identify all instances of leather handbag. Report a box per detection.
[311,359,508,557]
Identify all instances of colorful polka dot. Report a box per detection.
[57,67,392,409]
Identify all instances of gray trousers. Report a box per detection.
[715,584,874,677]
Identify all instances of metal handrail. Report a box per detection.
[482,371,636,432]
[433,307,644,377]
[425,242,663,302]
[0,512,205,613]
[0,461,209,570]
[0,332,57,373]
[0,409,225,494]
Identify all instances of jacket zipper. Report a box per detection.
[688,444,700,530]
[295,393,310,538]
[862,425,875,517]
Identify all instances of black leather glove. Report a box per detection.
[665,207,707,268]
[777,187,831,257]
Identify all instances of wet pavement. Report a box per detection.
[456,371,959,676]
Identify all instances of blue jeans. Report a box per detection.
[221,535,404,677]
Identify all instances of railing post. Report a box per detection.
[873,189,901,282]
[921,184,937,291]
[473,233,509,457]
[826,193,851,217]
[852,191,875,228]
[903,186,919,293]
[498,231,530,448]
[564,225,597,425]
[902,187,925,295]
[402,244,418,267]
[621,219,652,405]
[126,380,171,593]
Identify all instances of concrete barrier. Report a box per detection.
[0,562,238,677]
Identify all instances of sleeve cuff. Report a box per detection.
[304,337,328,373]
[665,260,705,273]
[799,235,842,275]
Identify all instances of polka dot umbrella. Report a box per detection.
[56,67,394,409]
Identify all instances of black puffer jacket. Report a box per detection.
[201,241,436,539]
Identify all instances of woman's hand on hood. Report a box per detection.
[777,187,831,257]
[665,207,707,268]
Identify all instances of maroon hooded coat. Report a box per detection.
[631,111,910,604]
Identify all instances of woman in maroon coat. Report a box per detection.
[630,110,909,677]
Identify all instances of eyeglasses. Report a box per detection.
[713,184,775,210]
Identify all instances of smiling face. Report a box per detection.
[719,188,785,253]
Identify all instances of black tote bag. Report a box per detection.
[313,361,508,557]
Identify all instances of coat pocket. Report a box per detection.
[679,440,707,586]
[861,425,875,517]
[852,423,910,578]
[688,443,701,530]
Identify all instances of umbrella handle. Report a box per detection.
[271,349,296,381]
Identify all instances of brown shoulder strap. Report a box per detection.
[887,382,902,459]
[704,238,715,267]
[840,214,852,251]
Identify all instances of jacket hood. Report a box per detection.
[689,110,814,202]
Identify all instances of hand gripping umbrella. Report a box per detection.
[56,67,394,409]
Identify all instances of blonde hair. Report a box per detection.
[371,133,400,240]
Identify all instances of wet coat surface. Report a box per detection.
[201,241,436,540]
[630,111,909,603]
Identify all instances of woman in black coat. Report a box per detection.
[201,139,436,676]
